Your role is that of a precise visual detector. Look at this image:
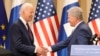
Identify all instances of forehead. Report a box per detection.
[26,6,33,10]
[25,7,34,13]
[68,13,73,18]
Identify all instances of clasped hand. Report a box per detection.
[36,47,48,56]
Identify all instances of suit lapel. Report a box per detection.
[17,19,28,32]
[17,19,34,44]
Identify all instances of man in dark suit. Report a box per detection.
[43,7,92,56]
[9,3,44,56]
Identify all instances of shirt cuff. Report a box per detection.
[34,47,37,53]
[47,46,52,52]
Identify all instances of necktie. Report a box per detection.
[26,23,33,42]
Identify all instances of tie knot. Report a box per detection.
[26,23,29,26]
[26,23,29,27]
[26,23,30,30]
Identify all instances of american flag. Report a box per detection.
[33,0,59,56]
[88,0,100,44]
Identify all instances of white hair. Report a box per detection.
[19,3,33,15]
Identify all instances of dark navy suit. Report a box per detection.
[51,22,92,56]
[9,19,36,56]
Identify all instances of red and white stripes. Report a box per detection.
[33,15,59,56]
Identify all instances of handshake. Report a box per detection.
[36,46,50,56]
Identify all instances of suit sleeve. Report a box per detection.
[51,37,71,52]
[9,24,35,55]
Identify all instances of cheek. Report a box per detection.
[25,13,29,17]
[29,15,33,19]
[69,20,74,25]
[29,14,33,20]
[68,19,72,22]
[72,20,75,24]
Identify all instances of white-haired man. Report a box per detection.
[43,6,92,56]
[9,3,45,56]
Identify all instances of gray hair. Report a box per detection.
[67,6,83,20]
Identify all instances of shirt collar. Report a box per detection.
[74,21,83,30]
[19,17,28,29]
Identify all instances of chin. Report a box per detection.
[70,25,74,27]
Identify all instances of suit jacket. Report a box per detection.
[51,21,92,56]
[9,19,36,56]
